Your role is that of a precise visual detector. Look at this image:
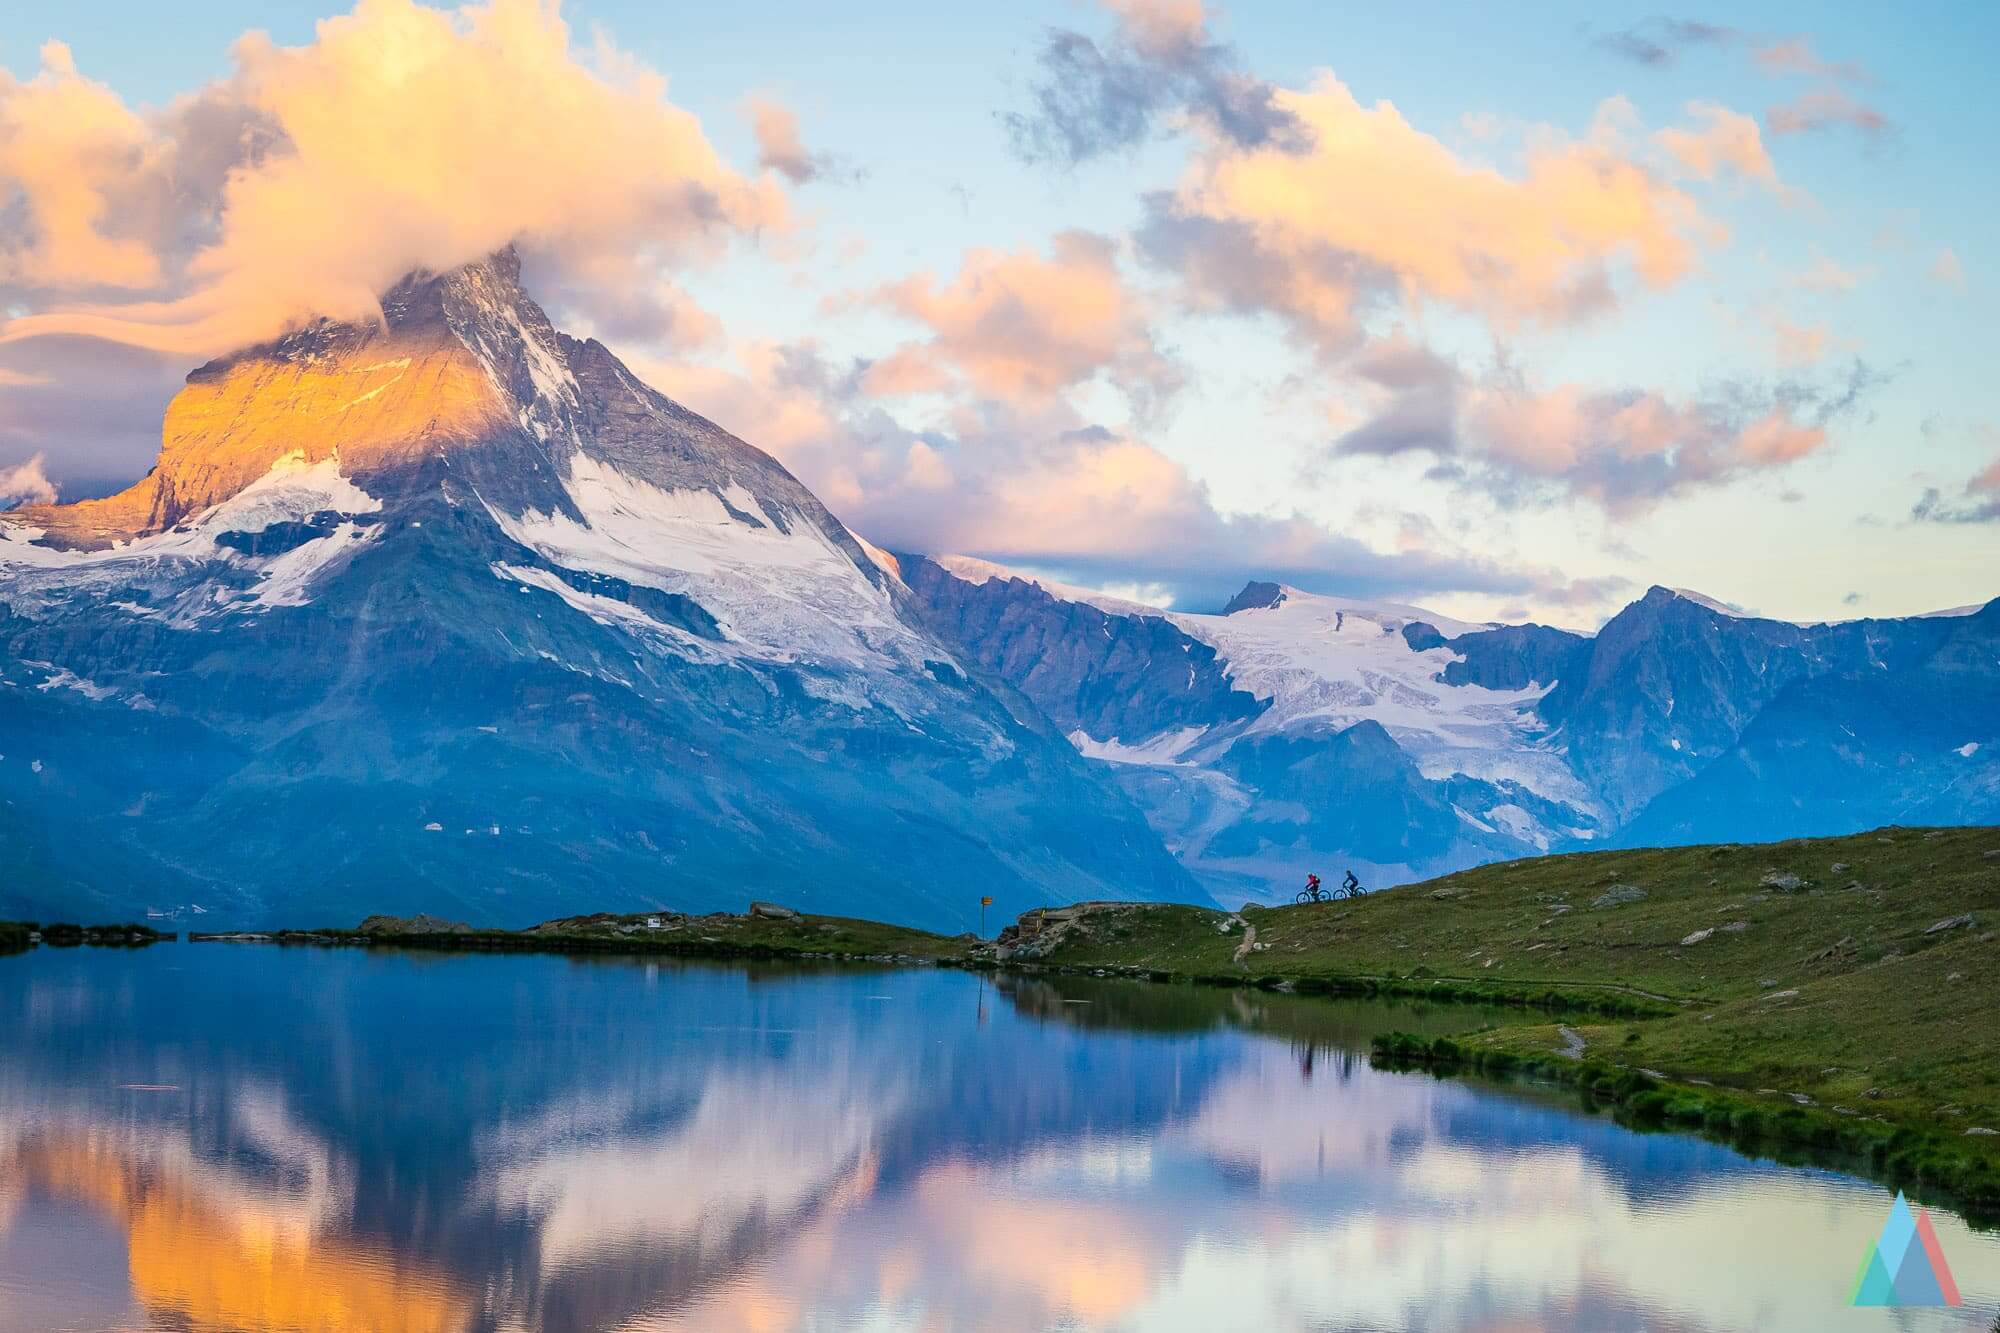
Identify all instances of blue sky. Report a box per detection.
[1,1,1994,622]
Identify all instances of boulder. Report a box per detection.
[1925,913,1976,935]
[1590,884,1647,909]
[749,901,800,921]
[1680,928,1714,946]
[1759,870,1806,893]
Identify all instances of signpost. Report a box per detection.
[980,895,993,937]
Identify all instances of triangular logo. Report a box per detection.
[1851,1192,1962,1307]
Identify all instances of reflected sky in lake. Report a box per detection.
[0,945,1995,1332]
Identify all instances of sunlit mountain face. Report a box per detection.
[3,946,1997,1332]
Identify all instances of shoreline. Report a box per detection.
[64,913,2000,1227]
[8,822,1996,1222]
[1369,1030,2000,1227]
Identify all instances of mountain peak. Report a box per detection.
[1629,585,1741,616]
[1222,580,1287,615]
[6,249,562,549]
[1663,587,1754,618]
[0,252,1204,929]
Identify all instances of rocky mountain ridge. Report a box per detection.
[0,251,1194,929]
[897,558,1999,903]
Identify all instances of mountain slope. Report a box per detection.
[1619,600,2000,843]
[1537,586,1971,821]
[898,561,2000,902]
[0,251,1197,930]
[897,558,1603,903]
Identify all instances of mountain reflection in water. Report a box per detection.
[0,947,1994,1332]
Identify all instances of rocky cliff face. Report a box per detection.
[897,553,1266,744]
[1542,587,1982,821]
[1615,600,2000,844]
[0,251,1198,930]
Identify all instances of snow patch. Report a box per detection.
[493,563,718,657]
[489,453,932,671]
[1669,588,1754,618]
[977,568,1606,838]
[1067,726,1208,766]
[1173,589,1547,763]
[848,530,902,582]
[931,554,1171,618]
[207,452,382,533]
[247,521,380,609]
[35,668,114,702]
[1485,803,1546,848]
[0,452,382,619]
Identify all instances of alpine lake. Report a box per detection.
[2,941,1997,1332]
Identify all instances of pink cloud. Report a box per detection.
[1753,37,1868,84]
[744,95,825,185]
[1766,89,1890,137]
[1143,77,1736,355]
[1929,248,1966,290]
[1461,382,1829,504]
[0,453,57,507]
[0,0,787,358]
[0,42,164,291]
[1655,102,1779,190]
[632,340,1566,608]
[870,231,1175,405]
[1330,333,1871,512]
[1768,315,1840,367]
[1101,0,1209,59]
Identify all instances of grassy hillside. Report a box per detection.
[1020,827,1999,1106]
[1008,824,2000,1210]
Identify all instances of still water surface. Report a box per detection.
[1,944,1996,1332]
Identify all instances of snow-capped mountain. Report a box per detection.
[900,557,2000,904]
[0,250,1194,929]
